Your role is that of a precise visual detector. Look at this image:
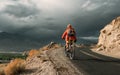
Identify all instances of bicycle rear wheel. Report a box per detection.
[64,46,69,57]
[69,45,75,60]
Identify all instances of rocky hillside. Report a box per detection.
[97,16,120,51]
[0,42,83,75]
[19,42,83,75]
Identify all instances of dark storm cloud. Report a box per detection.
[72,0,120,37]
[3,4,40,18]
[0,15,15,32]
[45,17,55,21]
[0,0,120,42]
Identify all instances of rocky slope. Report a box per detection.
[19,43,84,75]
[97,16,120,52]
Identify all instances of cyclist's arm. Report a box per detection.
[62,30,67,39]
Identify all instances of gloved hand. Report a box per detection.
[62,37,65,40]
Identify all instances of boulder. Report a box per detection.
[97,16,120,51]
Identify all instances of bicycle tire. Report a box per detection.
[69,45,75,60]
[64,46,69,57]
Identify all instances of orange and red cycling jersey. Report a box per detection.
[62,26,77,42]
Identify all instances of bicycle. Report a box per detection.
[64,40,75,60]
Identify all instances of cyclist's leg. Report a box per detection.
[66,39,72,51]
[65,40,69,50]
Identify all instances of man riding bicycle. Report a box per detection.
[62,24,77,51]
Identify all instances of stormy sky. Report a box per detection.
[0,0,120,42]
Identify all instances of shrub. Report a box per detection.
[28,49,40,57]
[4,58,25,75]
[0,70,4,75]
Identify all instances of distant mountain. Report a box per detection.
[77,38,97,45]
[0,32,43,52]
[0,32,98,52]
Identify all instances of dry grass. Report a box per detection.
[4,58,25,75]
[2,43,62,75]
[0,64,7,75]
[0,70,4,75]
[26,49,43,61]
[28,49,40,57]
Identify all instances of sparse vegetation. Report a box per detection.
[28,49,40,57]
[0,64,7,75]
[4,58,25,75]
[0,70,4,75]
[0,53,26,61]
[0,43,62,75]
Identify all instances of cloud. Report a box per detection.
[2,1,40,18]
[82,0,91,8]
[79,36,98,40]
[0,0,120,42]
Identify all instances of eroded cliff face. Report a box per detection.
[97,16,120,51]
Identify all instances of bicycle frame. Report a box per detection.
[65,40,75,60]
[68,40,74,49]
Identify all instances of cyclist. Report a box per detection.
[62,24,77,51]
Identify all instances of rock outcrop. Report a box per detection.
[97,16,120,51]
